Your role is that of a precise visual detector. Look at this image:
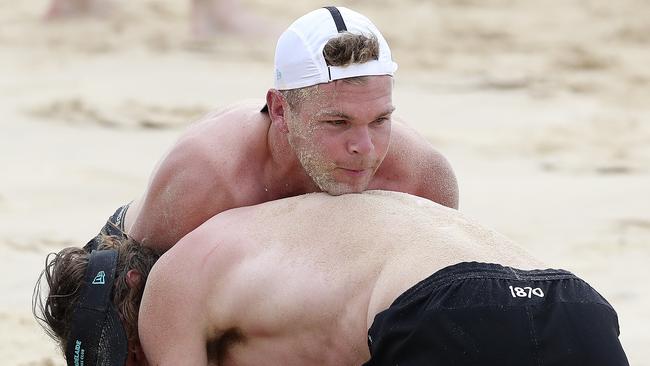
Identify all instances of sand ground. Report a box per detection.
[1,0,649,364]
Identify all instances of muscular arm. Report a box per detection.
[138,225,246,366]
[128,133,233,252]
[138,251,211,365]
[414,145,459,209]
[380,122,459,209]
[127,107,270,252]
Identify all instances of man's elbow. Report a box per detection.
[438,173,459,209]
[421,154,460,209]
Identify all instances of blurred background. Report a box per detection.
[1,0,648,364]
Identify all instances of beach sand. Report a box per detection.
[1,0,648,364]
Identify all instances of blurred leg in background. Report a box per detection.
[191,0,270,39]
[44,0,112,19]
[44,0,274,39]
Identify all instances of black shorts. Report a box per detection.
[363,262,629,366]
[83,204,130,251]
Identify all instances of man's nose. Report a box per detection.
[347,127,373,155]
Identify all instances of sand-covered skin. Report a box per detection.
[1,0,648,365]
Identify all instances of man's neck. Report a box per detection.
[264,122,321,197]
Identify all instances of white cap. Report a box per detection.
[273,7,398,90]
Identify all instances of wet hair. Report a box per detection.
[282,32,380,111]
[32,235,160,355]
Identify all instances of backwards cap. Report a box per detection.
[273,6,398,90]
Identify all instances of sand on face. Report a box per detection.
[2,0,649,365]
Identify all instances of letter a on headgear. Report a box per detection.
[92,271,106,285]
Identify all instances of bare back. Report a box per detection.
[138,191,540,366]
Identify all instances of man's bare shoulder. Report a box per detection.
[178,102,271,166]
[141,214,246,314]
[375,121,459,208]
[128,102,272,249]
[138,235,215,365]
[153,102,272,200]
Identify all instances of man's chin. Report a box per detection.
[321,182,367,196]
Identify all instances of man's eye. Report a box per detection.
[374,118,389,125]
[327,120,347,126]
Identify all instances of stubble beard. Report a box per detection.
[298,150,352,195]
[294,145,378,195]
[286,110,374,196]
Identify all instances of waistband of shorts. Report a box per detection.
[393,261,577,305]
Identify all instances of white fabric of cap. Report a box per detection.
[273,7,398,90]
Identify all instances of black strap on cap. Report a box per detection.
[65,249,128,366]
[324,6,348,32]
[323,7,349,81]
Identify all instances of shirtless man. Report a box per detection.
[86,7,458,253]
[35,191,628,366]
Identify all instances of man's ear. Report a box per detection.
[126,269,142,289]
[266,89,290,133]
